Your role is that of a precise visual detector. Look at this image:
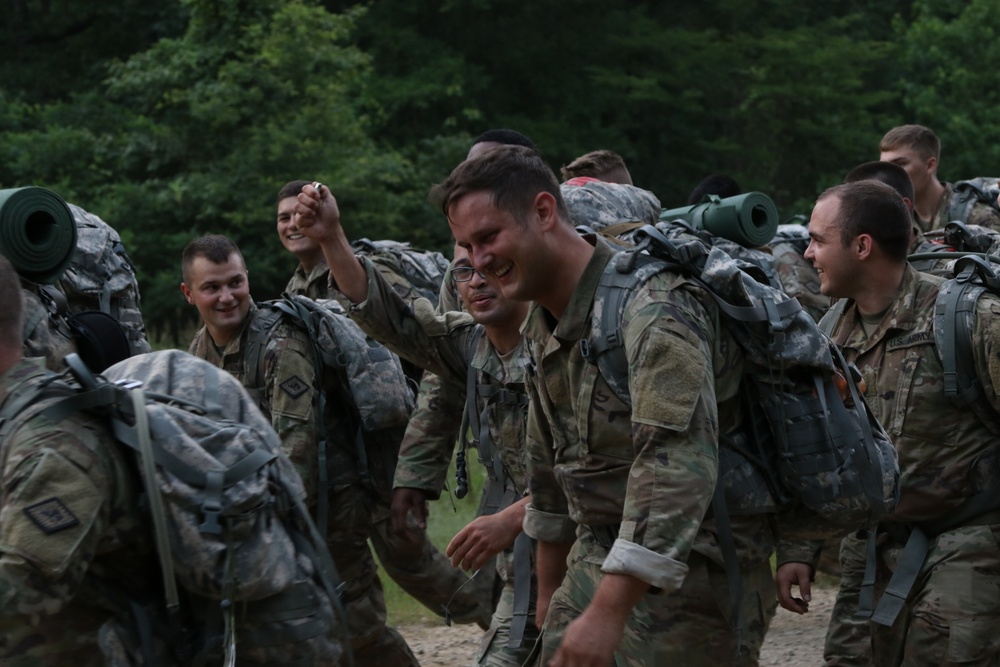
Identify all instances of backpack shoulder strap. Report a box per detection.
[819,299,849,337]
[933,256,1000,434]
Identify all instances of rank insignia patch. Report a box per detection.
[24,497,80,534]
[280,376,310,399]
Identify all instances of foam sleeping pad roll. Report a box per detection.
[0,186,77,284]
[659,191,779,248]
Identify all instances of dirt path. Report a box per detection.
[400,584,835,666]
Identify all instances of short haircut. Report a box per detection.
[817,181,911,262]
[879,124,940,162]
[434,145,569,225]
[843,161,915,203]
[687,174,742,205]
[0,254,24,349]
[181,234,246,283]
[471,129,536,150]
[560,150,628,181]
[277,179,311,204]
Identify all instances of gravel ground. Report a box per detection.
[400,583,836,666]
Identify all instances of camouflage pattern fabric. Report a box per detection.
[285,256,424,304]
[189,306,418,667]
[60,204,151,356]
[346,257,540,665]
[800,265,1000,666]
[20,285,76,371]
[0,358,153,666]
[919,181,1000,234]
[559,180,661,233]
[520,239,775,663]
[768,230,830,322]
[530,532,774,667]
[286,257,492,630]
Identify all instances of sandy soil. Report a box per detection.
[400,583,835,666]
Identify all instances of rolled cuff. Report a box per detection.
[601,539,689,592]
[523,504,577,543]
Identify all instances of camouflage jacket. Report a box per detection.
[521,239,774,592]
[0,358,151,664]
[346,258,530,500]
[188,304,358,502]
[286,257,419,302]
[819,265,1000,524]
[921,181,1000,233]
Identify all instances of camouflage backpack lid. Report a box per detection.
[59,204,151,357]
[560,180,661,237]
[351,238,450,306]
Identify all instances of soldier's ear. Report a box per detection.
[180,282,194,304]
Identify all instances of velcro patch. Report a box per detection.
[23,497,80,534]
[280,375,310,399]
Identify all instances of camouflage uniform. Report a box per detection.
[798,265,1000,666]
[345,257,539,666]
[286,258,493,629]
[522,239,776,666]
[919,181,1000,234]
[767,226,829,323]
[0,358,152,666]
[189,305,418,667]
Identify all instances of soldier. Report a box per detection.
[291,180,540,665]
[276,180,493,630]
[560,149,633,186]
[776,180,1000,666]
[0,254,155,666]
[303,145,776,665]
[180,234,419,667]
[879,124,1000,233]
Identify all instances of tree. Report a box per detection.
[894,0,1000,179]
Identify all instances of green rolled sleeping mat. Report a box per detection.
[0,186,77,284]
[660,191,779,248]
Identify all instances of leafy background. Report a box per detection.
[2,0,997,344]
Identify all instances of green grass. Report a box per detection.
[378,455,486,625]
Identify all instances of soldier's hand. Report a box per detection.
[775,561,813,614]
[446,510,519,571]
[293,181,342,241]
[390,487,429,543]
[548,606,624,667]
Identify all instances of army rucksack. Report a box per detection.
[948,177,1000,224]
[246,294,415,526]
[351,238,450,306]
[58,204,151,357]
[0,350,346,666]
[585,222,899,529]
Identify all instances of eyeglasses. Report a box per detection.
[451,266,485,283]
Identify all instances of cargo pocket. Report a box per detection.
[946,615,1000,662]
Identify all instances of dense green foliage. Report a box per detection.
[2,0,999,341]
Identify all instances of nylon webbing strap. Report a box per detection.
[711,480,743,652]
[870,527,929,627]
[130,387,181,613]
[507,531,534,649]
[855,529,877,621]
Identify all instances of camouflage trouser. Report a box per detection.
[370,505,496,629]
[824,531,873,666]
[529,531,775,666]
[327,485,419,667]
[472,555,539,665]
[838,524,1000,667]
